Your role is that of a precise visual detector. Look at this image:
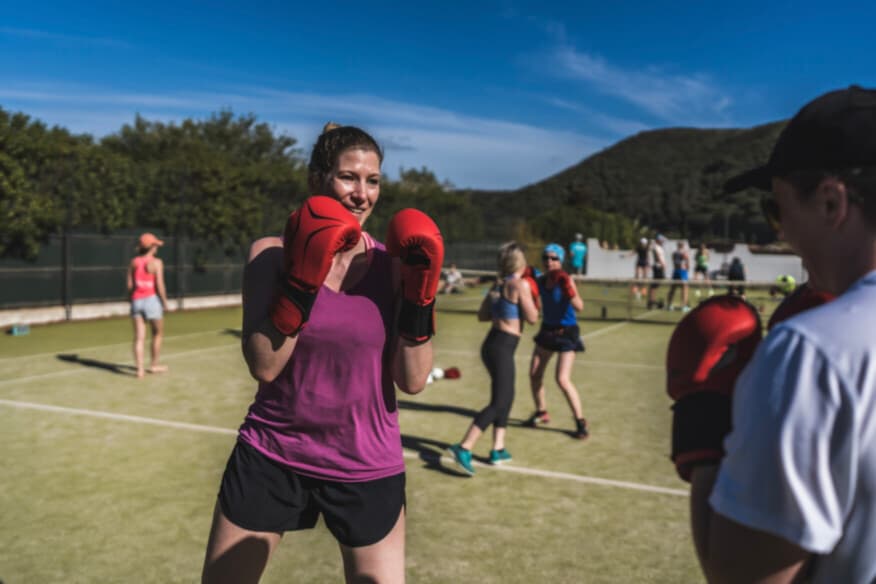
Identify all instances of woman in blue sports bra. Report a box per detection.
[447,242,539,475]
[524,243,590,439]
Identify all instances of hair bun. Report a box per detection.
[322,121,341,134]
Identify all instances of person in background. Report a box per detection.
[727,256,746,297]
[127,232,169,378]
[630,237,651,299]
[667,86,876,583]
[441,263,464,294]
[523,243,589,439]
[693,243,711,297]
[202,123,444,584]
[568,233,588,275]
[647,235,668,309]
[666,241,691,312]
[447,242,539,475]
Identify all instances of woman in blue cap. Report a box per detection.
[524,243,589,439]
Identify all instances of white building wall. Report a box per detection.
[583,238,806,283]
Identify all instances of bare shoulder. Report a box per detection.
[249,236,283,263]
[145,256,164,274]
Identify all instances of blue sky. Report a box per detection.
[2,0,875,189]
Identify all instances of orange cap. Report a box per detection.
[138,232,164,249]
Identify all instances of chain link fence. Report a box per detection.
[0,230,245,311]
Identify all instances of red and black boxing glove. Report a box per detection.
[666,294,762,481]
[385,208,444,342]
[270,196,361,336]
[522,265,541,311]
[768,282,835,330]
[548,269,577,300]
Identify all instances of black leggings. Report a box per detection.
[473,328,520,430]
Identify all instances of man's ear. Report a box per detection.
[816,177,850,229]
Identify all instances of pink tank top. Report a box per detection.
[238,234,404,481]
[131,256,157,300]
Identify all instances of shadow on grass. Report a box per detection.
[223,328,243,338]
[402,434,473,477]
[56,354,137,376]
[398,399,477,418]
[435,307,480,316]
[506,417,585,440]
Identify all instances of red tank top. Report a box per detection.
[131,256,157,300]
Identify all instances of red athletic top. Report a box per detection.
[131,256,157,300]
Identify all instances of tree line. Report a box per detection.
[0,104,661,261]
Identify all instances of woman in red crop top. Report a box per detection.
[126,232,169,379]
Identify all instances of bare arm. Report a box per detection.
[389,258,433,394]
[126,261,135,298]
[570,288,584,312]
[392,336,433,395]
[689,466,809,583]
[241,237,298,382]
[477,287,493,322]
[516,278,539,324]
[153,258,169,309]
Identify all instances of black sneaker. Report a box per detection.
[572,419,589,440]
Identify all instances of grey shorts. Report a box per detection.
[131,295,163,320]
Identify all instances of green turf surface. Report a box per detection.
[0,287,781,583]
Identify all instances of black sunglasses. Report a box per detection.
[760,194,781,232]
[542,254,560,261]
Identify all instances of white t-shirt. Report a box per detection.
[710,270,876,583]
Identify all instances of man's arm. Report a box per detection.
[690,466,809,583]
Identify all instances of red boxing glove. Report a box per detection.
[768,282,835,330]
[522,266,541,311]
[666,295,762,481]
[385,208,445,342]
[549,269,577,300]
[270,196,361,336]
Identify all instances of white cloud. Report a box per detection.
[543,97,651,136]
[551,47,733,126]
[0,82,605,189]
[0,26,130,48]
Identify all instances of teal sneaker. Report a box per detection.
[489,449,512,465]
[447,444,475,475]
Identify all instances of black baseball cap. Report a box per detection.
[724,85,876,193]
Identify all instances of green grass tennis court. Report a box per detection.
[0,284,783,583]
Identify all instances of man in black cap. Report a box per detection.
[666,86,876,583]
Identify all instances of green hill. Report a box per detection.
[468,121,786,245]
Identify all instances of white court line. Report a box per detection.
[0,398,238,436]
[0,397,686,497]
[0,343,238,387]
[0,330,237,363]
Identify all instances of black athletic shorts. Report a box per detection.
[534,323,585,353]
[650,265,666,289]
[218,440,406,547]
